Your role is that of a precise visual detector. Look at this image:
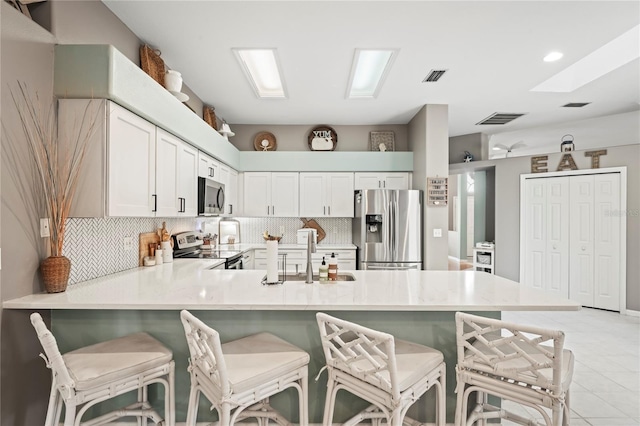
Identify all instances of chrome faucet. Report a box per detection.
[305,229,316,283]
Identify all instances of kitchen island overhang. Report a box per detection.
[3,261,580,423]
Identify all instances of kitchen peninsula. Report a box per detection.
[3,262,580,423]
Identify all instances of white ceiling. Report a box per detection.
[102,1,640,156]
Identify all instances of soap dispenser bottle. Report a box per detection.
[319,257,329,283]
[328,252,338,281]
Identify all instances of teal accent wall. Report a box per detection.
[52,309,499,423]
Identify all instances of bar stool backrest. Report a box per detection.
[316,312,400,400]
[455,312,566,395]
[30,313,76,397]
[180,310,230,396]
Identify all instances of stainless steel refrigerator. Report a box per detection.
[353,189,423,270]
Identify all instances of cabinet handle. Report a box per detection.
[383,181,386,188]
[267,206,269,215]
[324,206,326,215]
[152,194,157,212]
[272,205,275,215]
[378,181,381,188]
[229,204,233,215]
[328,205,331,215]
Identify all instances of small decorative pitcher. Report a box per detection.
[164,70,183,93]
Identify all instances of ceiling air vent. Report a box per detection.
[422,69,447,82]
[562,102,591,108]
[476,112,526,125]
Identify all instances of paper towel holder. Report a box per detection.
[261,253,288,285]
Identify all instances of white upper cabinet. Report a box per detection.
[140,127,198,217]
[60,99,199,218]
[59,99,157,217]
[198,152,219,180]
[354,172,409,190]
[107,102,157,217]
[299,173,354,217]
[243,172,298,217]
[155,129,180,216]
[226,168,239,216]
[177,140,198,216]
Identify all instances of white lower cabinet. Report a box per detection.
[354,172,409,190]
[243,172,298,217]
[254,248,356,275]
[241,250,254,269]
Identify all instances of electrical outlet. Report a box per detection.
[123,236,133,251]
[279,226,285,235]
[433,228,442,238]
[40,218,50,238]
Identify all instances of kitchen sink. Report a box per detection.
[262,272,356,282]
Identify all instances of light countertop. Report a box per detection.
[3,259,580,311]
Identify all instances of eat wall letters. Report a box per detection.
[530,150,608,173]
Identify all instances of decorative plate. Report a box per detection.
[308,125,337,151]
[254,132,277,151]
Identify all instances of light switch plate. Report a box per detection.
[433,228,442,238]
[40,218,50,238]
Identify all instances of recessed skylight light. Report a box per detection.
[543,51,563,62]
[532,25,640,93]
[347,49,398,99]
[233,48,287,98]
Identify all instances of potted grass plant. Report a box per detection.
[4,82,98,292]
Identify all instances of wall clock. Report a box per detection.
[308,125,337,151]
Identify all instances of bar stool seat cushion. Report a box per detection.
[463,340,575,391]
[222,332,310,394]
[341,338,444,393]
[63,332,173,390]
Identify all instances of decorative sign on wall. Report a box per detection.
[369,131,395,151]
[308,125,338,151]
[427,177,448,206]
[531,150,608,173]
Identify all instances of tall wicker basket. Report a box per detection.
[40,256,71,293]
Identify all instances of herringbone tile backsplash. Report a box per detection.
[63,216,352,285]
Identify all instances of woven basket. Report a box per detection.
[140,44,165,87]
[40,256,71,293]
[203,106,217,130]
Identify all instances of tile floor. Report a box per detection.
[500,308,640,426]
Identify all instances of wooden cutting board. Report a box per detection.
[300,218,326,242]
[139,232,160,266]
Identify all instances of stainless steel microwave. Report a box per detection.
[198,177,225,216]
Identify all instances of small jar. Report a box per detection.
[155,249,164,265]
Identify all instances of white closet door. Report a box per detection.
[546,178,569,297]
[569,175,595,307]
[523,179,547,290]
[594,174,620,311]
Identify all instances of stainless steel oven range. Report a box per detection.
[172,231,243,269]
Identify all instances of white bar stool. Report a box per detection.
[454,312,574,426]
[316,312,446,426]
[30,312,175,426]
[180,309,309,425]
